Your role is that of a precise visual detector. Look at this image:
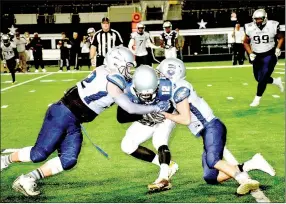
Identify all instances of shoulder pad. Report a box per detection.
[130,32,136,39]
[173,86,190,103]
[158,78,173,101]
[106,74,127,91]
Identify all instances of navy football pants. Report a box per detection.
[30,101,83,170]
[253,54,277,96]
[201,119,227,184]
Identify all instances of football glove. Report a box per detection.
[275,48,281,57]
[249,53,256,62]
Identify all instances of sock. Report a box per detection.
[26,168,44,180]
[158,163,169,180]
[272,78,280,85]
[3,155,13,165]
[234,171,250,185]
[152,155,160,166]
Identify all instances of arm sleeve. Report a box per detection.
[117,105,143,123]
[114,93,158,115]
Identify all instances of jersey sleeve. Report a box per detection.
[173,86,190,103]
[130,32,135,39]
[106,74,127,91]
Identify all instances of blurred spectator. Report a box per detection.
[24,32,32,72]
[175,28,185,60]
[57,32,71,72]
[232,23,245,65]
[80,36,91,70]
[70,32,81,71]
[14,32,27,72]
[28,32,46,72]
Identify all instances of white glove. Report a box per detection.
[275,48,281,57]
[249,53,256,62]
[2,60,6,68]
[16,59,19,64]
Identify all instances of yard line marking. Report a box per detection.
[277,63,284,65]
[40,79,56,82]
[272,95,280,98]
[243,83,248,85]
[226,96,234,100]
[1,73,54,92]
[29,90,36,93]
[274,72,285,75]
[207,84,212,87]
[62,79,76,82]
[2,81,12,84]
[1,105,8,108]
[275,68,285,70]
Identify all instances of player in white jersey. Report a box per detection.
[1,46,171,197]
[128,23,161,67]
[243,9,284,107]
[117,65,178,192]
[0,34,18,84]
[156,58,275,195]
[160,21,178,59]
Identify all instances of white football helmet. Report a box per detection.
[163,21,172,30]
[136,23,145,33]
[87,27,95,36]
[157,58,186,83]
[252,9,268,26]
[133,65,159,103]
[105,46,135,81]
[2,34,10,47]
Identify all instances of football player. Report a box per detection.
[157,58,275,195]
[0,34,18,84]
[160,21,178,59]
[128,23,161,67]
[1,47,171,197]
[244,9,284,107]
[118,65,178,192]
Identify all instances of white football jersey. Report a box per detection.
[76,65,126,115]
[130,32,150,56]
[1,43,16,60]
[244,20,280,53]
[171,79,215,136]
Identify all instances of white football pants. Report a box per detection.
[165,47,177,59]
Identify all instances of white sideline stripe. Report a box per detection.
[1,73,54,92]
[272,95,280,98]
[40,79,55,82]
[243,83,248,85]
[275,68,285,70]
[226,96,234,100]
[207,84,212,87]
[29,90,36,93]
[1,105,8,108]
[274,72,285,75]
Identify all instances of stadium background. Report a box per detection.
[0,0,285,203]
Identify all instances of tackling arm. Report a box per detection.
[162,98,191,125]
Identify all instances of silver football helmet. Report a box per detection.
[252,9,268,26]
[105,46,135,81]
[87,27,95,37]
[157,58,186,83]
[133,65,159,103]
[163,21,172,29]
[136,23,145,33]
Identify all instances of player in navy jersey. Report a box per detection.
[160,21,178,59]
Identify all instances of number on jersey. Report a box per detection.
[253,35,269,44]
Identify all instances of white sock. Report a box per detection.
[3,155,13,165]
[27,168,44,180]
[253,96,261,102]
[234,171,250,184]
[158,163,169,180]
[45,157,64,176]
[152,155,160,167]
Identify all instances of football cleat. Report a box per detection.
[58,70,63,72]
[12,175,40,196]
[168,161,179,180]
[275,77,284,93]
[1,156,9,171]
[42,68,47,73]
[35,69,39,73]
[244,153,275,176]
[237,179,260,195]
[250,100,260,107]
[148,178,172,192]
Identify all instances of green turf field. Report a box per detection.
[0,60,285,203]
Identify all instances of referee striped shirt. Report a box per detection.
[91,29,123,57]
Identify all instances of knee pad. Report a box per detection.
[30,146,49,163]
[203,173,219,185]
[121,137,138,155]
[18,146,33,162]
[60,155,78,170]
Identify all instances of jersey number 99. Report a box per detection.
[253,35,269,44]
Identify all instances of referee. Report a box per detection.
[90,17,123,67]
